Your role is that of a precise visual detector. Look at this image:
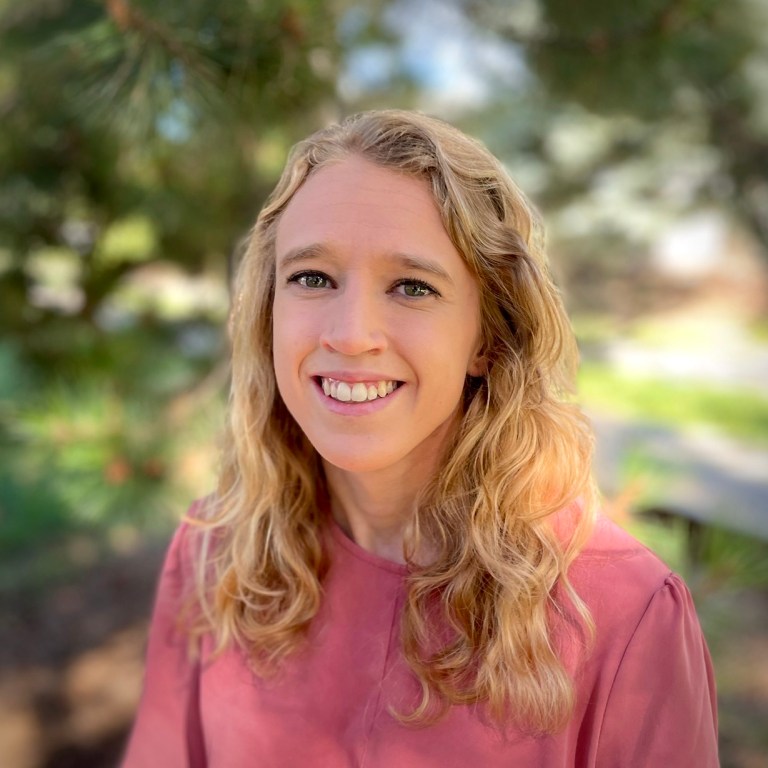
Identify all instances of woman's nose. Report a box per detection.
[319,289,387,356]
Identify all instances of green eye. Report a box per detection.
[396,280,436,298]
[295,273,329,289]
[403,283,430,297]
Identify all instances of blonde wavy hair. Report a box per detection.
[192,109,596,734]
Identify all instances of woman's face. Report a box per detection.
[272,155,483,476]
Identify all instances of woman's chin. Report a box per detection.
[316,445,410,477]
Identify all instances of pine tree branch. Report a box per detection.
[102,0,217,84]
[466,0,694,53]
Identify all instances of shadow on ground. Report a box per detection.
[0,541,167,768]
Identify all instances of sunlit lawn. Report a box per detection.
[578,361,768,447]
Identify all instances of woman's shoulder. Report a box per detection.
[565,516,719,764]
[567,514,688,633]
[155,497,216,590]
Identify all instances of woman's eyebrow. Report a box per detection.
[277,244,331,270]
[386,252,453,284]
[277,245,454,284]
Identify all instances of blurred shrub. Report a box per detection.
[0,320,224,562]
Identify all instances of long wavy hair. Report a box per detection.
[191,109,596,734]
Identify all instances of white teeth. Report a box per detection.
[320,378,398,403]
[336,381,352,402]
[351,382,368,402]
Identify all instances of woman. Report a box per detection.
[122,110,718,766]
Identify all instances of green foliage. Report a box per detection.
[2,0,339,133]
[0,324,223,558]
[466,0,768,258]
[471,0,758,119]
[0,0,349,574]
[0,0,341,344]
[698,526,768,588]
[98,215,158,265]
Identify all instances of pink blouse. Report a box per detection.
[122,513,718,767]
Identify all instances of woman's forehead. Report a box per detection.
[275,156,453,261]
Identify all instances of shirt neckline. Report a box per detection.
[328,516,409,577]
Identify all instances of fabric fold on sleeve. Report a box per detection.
[596,573,718,768]
[121,521,206,768]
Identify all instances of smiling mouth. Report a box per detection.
[317,377,402,403]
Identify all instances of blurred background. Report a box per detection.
[0,1,766,766]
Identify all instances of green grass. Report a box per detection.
[578,362,768,446]
[748,317,768,344]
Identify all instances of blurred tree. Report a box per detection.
[463,0,768,255]
[0,0,341,361]
[2,0,765,544]
[0,0,346,545]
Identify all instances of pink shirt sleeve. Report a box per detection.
[596,574,718,767]
[121,523,206,768]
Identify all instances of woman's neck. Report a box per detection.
[323,460,431,564]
